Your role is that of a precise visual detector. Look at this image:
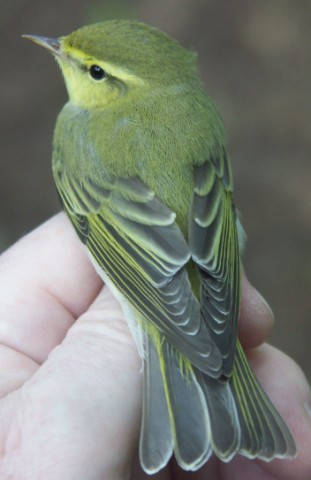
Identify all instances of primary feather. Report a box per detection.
[29,20,297,472]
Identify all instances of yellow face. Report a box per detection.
[57,40,145,110]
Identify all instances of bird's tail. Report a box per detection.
[139,336,296,474]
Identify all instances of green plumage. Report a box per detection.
[25,20,296,473]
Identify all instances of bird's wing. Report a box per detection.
[189,148,241,376]
[54,169,221,377]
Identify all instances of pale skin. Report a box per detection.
[0,213,310,480]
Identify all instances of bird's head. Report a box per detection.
[23,20,199,110]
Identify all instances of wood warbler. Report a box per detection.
[23,21,296,473]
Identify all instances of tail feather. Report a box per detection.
[140,336,212,472]
[162,342,212,470]
[139,338,173,474]
[196,373,241,460]
[231,341,296,459]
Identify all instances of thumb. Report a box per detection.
[0,286,142,480]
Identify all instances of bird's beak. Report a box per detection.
[22,34,61,56]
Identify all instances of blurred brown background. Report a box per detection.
[1,0,310,381]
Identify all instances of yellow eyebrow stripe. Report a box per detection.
[60,42,145,86]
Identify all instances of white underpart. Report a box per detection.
[88,250,146,361]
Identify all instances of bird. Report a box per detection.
[23,20,296,473]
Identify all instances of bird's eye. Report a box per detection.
[89,65,106,81]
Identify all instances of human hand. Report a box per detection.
[0,213,310,480]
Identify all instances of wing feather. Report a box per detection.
[55,170,222,376]
[190,150,240,376]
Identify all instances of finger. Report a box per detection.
[0,286,142,480]
[0,345,38,398]
[0,213,102,364]
[238,271,274,349]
